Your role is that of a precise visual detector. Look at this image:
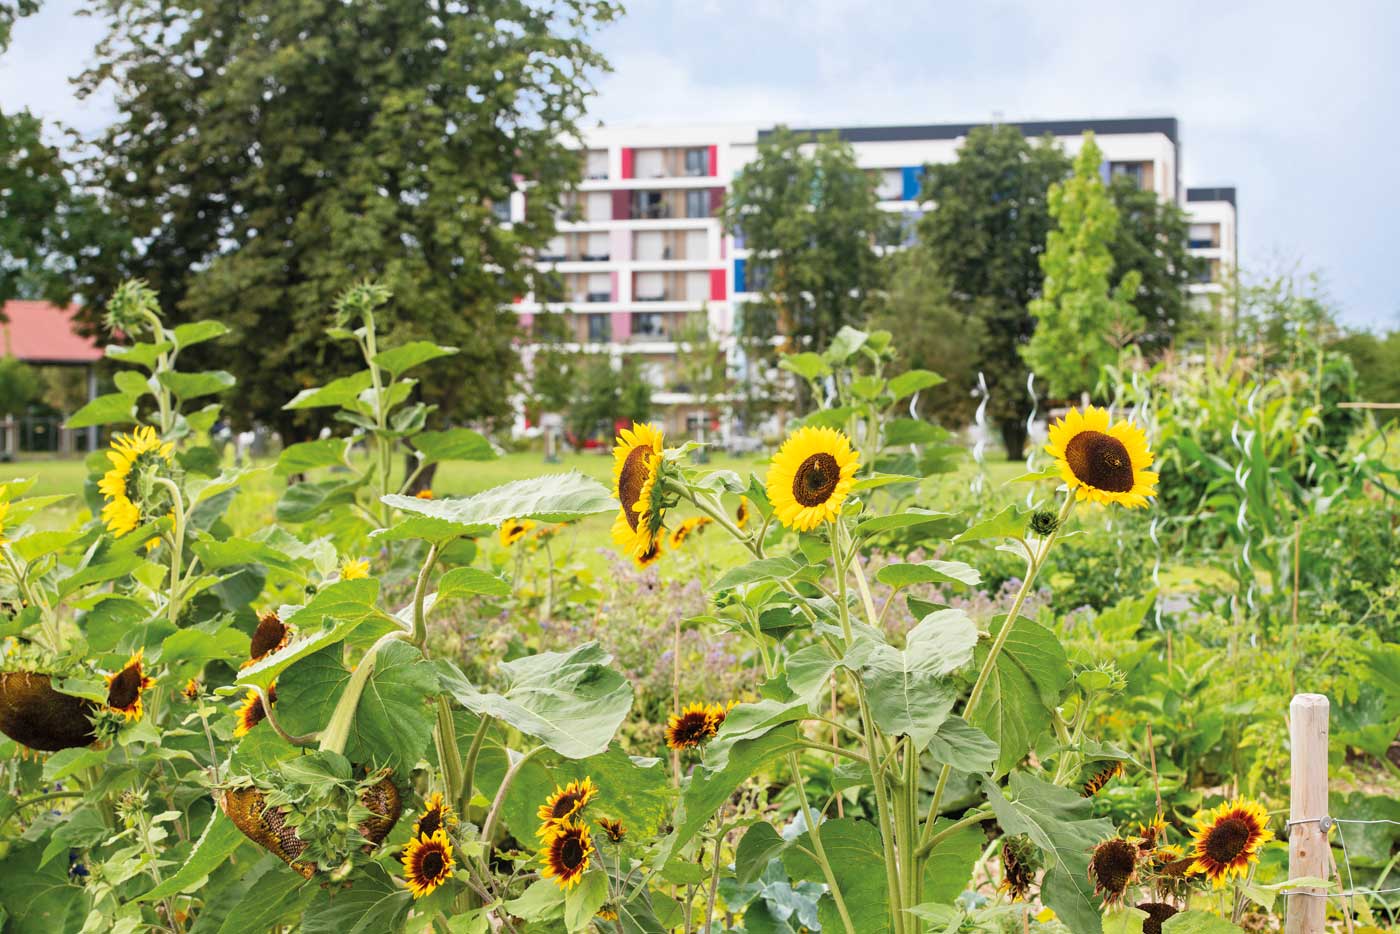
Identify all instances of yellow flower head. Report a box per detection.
[668,515,712,549]
[765,427,859,531]
[665,701,730,751]
[340,558,370,580]
[499,518,536,547]
[98,426,175,537]
[734,495,751,529]
[233,687,274,738]
[402,829,455,898]
[1188,798,1274,888]
[539,819,594,891]
[1045,406,1158,508]
[105,650,156,721]
[537,777,599,835]
[414,792,458,840]
[598,817,627,843]
[634,534,664,569]
[609,422,666,561]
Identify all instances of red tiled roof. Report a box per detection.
[1,300,103,365]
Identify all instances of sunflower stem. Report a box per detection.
[251,683,319,747]
[479,744,547,847]
[459,713,492,817]
[319,630,410,756]
[785,750,858,934]
[411,544,440,649]
[153,477,188,626]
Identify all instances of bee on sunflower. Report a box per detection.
[402,829,455,898]
[609,423,670,565]
[98,426,175,537]
[1045,406,1158,508]
[539,819,594,891]
[537,778,599,835]
[1088,837,1140,905]
[668,516,712,549]
[233,686,275,737]
[105,650,156,721]
[499,518,536,547]
[765,426,859,532]
[413,792,457,840]
[1187,798,1273,888]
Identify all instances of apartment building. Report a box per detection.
[508,117,1238,437]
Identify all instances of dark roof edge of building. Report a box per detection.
[1186,186,1237,206]
[760,117,1179,145]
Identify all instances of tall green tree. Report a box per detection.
[918,125,1071,457]
[75,0,618,437]
[1022,133,1142,399]
[1107,175,1201,351]
[722,127,887,353]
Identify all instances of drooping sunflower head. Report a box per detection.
[537,777,599,833]
[248,611,291,664]
[98,426,175,537]
[610,422,667,560]
[1188,798,1273,888]
[999,835,1039,901]
[499,518,536,547]
[666,702,720,751]
[1137,815,1168,852]
[735,496,751,529]
[668,516,712,549]
[1088,837,1139,905]
[105,650,156,721]
[598,817,627,844]
[1045,406,1158,508]
[414,792,458,840]
[402,829,455,898]
[233,685,275,738]
[340,558,370,581]
[1081,760,1125,797]
[1137,902,1180,934]
[539,819,594,891]
[765,427,859,532]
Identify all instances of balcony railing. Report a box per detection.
[581,252,611,262]
[586,292,613,303]
[1188,239,1220,249]
[635,292,669,302]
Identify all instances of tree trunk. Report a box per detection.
[998,418,1027,462]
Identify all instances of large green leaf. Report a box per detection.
[275,438,352,476]
[954,504,1028,543]
[413,428,496,464]
[704,699,810,770]
[436,642,632,760]
[969,615,1071,775]
[433,566,511,601]
[875,560,980,589]
[922,815,985,904]
[712,557,803,592]
[301,863,411,934]
[372,340,458,375]
[735,822,787,886]
[982,773,1113,934]
[925,716,998,774]
[783,818,892,934]
[888,369,945,400]
[65,392,138,429]
[171,320,230,349]
[1161,911,1244,933]
[379,471,615,542]
[849,609,977,750]
[157,369,235,400]
[275,478,361,523]
[0,840,90,934]
[283,371,374,410]
[136,812,245,901]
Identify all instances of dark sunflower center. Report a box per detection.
[551,793,581,820]
[673,713,711,745]
[246,696,266,724]
[1091,840,1136,893]
[107,665,142,709]
[618,446,651,531]
[1063,430,1135,493]
[250,615,287,660]
[1203,817,1251,863]
[418,812,442,837]
[792,452,840,507]
[421,850,445,879]
[1138,902,1179,934]
[560,836,585,870]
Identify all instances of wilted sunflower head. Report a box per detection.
[1137,902,1180,934]
[414,792,458,840]
[669,516,712,549]
[666,702,720,751]
[499,518,536,547]
[1045,406,1158,508]
[98,427,175,538]
[401,828,455,898]
[247,611,291,665]
[539,819,594,891]
[340,558,370,580]
[1081,761,1125,797]
[1188,798,1273,888]
[1088,837,1139,905]
[765,427,859,532]
[598,817,626,844]
[536,777,599,833]
[610,422,666,560]
[735,496,752,529]
[105,650,155,722]
[233,685,275,738]
[1000,835,1039,901]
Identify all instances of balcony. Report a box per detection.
[636,292,669,302]
[586,292,613,303]
[581,252,611,262]
[1188,239,1217,250]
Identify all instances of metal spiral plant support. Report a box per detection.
[971,371,989,498]
[1024,372,1038,509]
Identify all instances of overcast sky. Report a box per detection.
[4,0,1397,329]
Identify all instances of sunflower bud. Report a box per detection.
[1029,510,1059,536]
[331,280,392,329]
[104,279,162,337]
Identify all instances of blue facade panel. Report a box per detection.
[734,258,747,294]
[901,166,924,201]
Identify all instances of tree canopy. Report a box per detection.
[74,0,618,437]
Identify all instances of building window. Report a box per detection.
[1109,161,1150,191]
[746,262,771,293]
[586,313,611,342]
[491,199,512,223]
[633,313,665,338]
[1188,223,1221,249]
[685,190,709,219]
[631,191,668,220]
[684,147,708,177]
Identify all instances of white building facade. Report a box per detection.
[509,117,1238,437]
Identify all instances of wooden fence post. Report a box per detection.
[1285,693,1329,934]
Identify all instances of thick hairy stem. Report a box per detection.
[786,752,857,934]
[480,745,547,845]
[250,684,319,747]
[319,631,410,755]
[459,713,493,817]
[153,477,187,626]
[412,544,440,648]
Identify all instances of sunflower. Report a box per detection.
[415,489,434,500]
[1089,837,1139,905]
[245,611,291,667]
[1081,760,1125,797]
[105,650,156,721]
[734,496,751,529]
[1187,798,1273,888]
[414,792,458,840]
[233,685,275,737]
[666,702,720,750]
[1137,902,1180,934]
[668,516,712,549]
[1137,815,1168,852]
[999,836,1039,901]
[98,426,174,537]
[609,423,666,561]
[765,427,859,532]
[537,778,599,833]
[635,535,664,569]
[598,817,627,844]
[181,678,200,701]
[539,819,594,891]
[597,907,619,922]
[499,518,536,546]
[340,558,370,580]
[1045,406,1158,508]
[402,829,455,898]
